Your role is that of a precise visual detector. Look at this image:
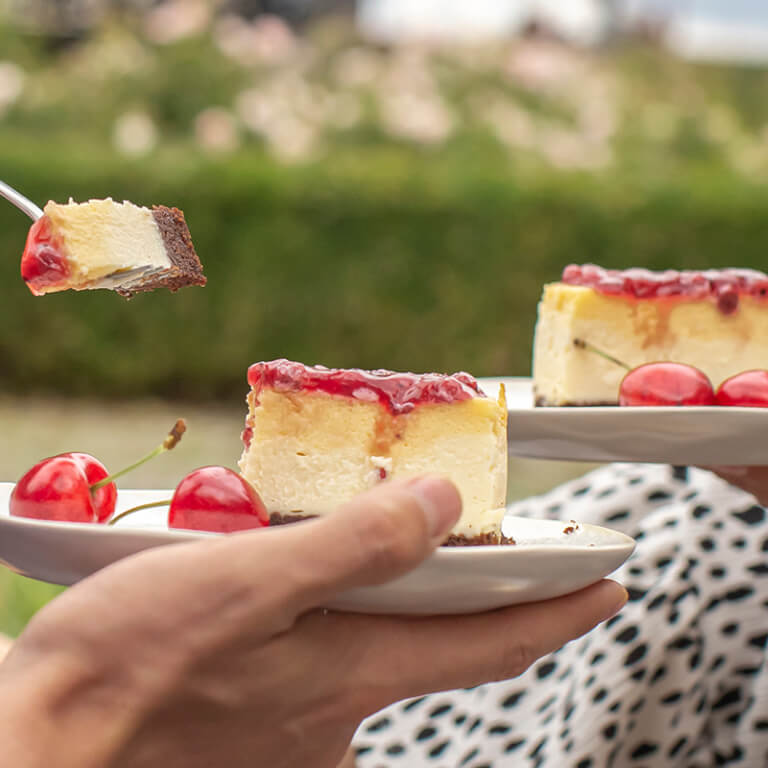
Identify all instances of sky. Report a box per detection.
[358,0,768,62]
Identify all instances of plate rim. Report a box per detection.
[479,376,768,416]
[0,483,635,555]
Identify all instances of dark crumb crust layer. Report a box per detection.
[115,206,207,297]
[442,532,515,546]
[534,395,616,407]
[269,512,515,546]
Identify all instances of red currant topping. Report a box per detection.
[619,363,716,407]
[21,215,70,295]
[168,466,269,533]
[562,264,768,315]
[715,370,768,407]
[247,360,483,415]
[10,453,117,523]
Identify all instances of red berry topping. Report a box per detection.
[619,363,716,407]
[715,370,768,407]
[247,360,483,415]
[561,264,768,315]
[20,215,70,295]
[168,466,269,533]
[10,453,117,523]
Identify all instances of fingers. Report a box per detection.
[218,476,462,619]
[700,465,768,504]
[283,476,461,611]
[347,579,628,712]
[0,634,12,663]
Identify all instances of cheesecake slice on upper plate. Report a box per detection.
[533,264,768,406]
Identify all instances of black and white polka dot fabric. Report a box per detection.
[352,464,768,767]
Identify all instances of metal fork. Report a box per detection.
[0,180,43,220]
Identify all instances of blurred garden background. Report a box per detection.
[3,0,768,634]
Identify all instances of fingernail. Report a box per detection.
[598,581,628,622]
[405,476,462,541]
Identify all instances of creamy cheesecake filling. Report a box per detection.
[239,368,509,543]
[44,198,171,289]
[533,281,768,405]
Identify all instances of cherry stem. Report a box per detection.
[90,419,186,493]
[573,338,631,371]
[108,500,172,526]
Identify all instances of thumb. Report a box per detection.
[279,476,462,613]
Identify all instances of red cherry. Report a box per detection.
[716,370,768,407]
[168,466,269,533]
[619,363,716,406]
[10,453,117,523]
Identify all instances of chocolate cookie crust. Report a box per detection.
[268,511,514,545]
[442,532,515,546]
[116,206,206,297]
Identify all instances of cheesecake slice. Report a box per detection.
[21,198,206,298]
[238,359,510,545]
[533,264,768,406]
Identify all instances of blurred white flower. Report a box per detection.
[144,0,211,45]
[113,111,158,156]
[195,107,240,153]
[333,47,381,87]
[505,41,584,92]
[376,49,453,144]
[577,94,616,143]
[483,100,537,150]
[236,86,318,161]
[213,14,297,67]
[0,61,24,115]
[538,126,612,170]
[236,87,280,133]
[324,93,362,130]
[379,89,453,144]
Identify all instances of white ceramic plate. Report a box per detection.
[0,483,634,615]
[481,377,768,466]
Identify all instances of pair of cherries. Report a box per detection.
[620,365,768,407]
[574,339,768,407]
[9,421,269,532]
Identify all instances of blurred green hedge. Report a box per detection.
[4,136,768,402]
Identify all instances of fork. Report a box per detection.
[0,180,43,220]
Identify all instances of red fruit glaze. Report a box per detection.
[20,215,70,295]
[168,466,269,533]
[619,363,716,406]
[716,370,768,407]
[247,359,484,416]
[561,264,768,315]
[10,453,117,523]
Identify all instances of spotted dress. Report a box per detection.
[352,464,768,767]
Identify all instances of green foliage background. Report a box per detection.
[2,18,768,401]
[3,142,768,403]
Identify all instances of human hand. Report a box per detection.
[0,477,627,768]
[703,466,768,506]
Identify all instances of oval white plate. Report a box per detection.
[481,377,768,466]
[0,483,634,615]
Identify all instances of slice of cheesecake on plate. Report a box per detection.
[21,198,206,298]
[238,359,511,545]
[532,264,768,406]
